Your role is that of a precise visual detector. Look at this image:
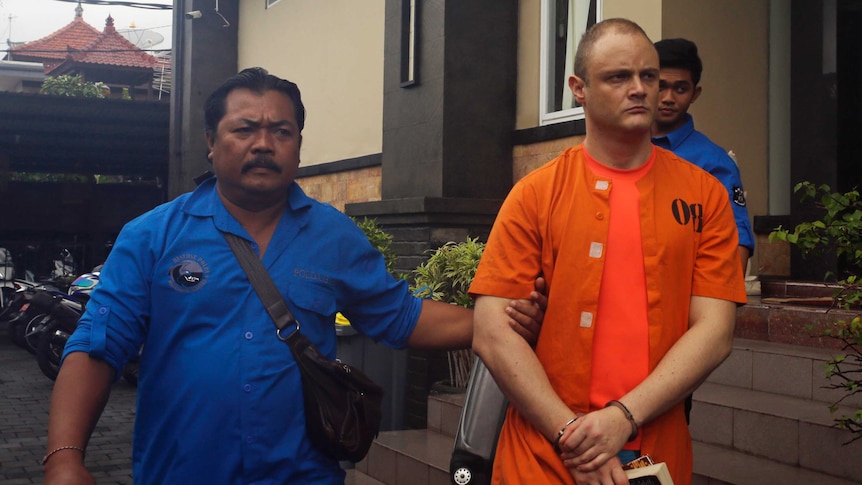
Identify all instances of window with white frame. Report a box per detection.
[539,0,600,125]
[266,0,283,9]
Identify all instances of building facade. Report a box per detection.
[172,0,860,426]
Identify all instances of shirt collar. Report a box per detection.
[652,113,695,150]
[180,176,313,230]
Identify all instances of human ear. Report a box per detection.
[691,85,703,104]
[205,132,215,161]
[569,75,587,106]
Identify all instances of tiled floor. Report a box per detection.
[345,468,386,485]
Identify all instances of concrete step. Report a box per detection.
[426,391,466,439]
[692,441,859,485]
[691,381,862,483]
[358,428,862,485]
[361,337,862,484]
[355,429,451,485]
[359,427,862,485]
[345,467,388,485]
[707,338,862,408]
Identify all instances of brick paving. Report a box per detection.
[0,324,136,484]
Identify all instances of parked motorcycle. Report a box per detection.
[33,291,87,380]
[0,247,17,315]
[31,269,100,379]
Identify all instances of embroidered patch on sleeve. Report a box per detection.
[732,186,747,207]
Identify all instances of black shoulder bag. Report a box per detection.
[222,232,383,463]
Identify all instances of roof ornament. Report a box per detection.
[105,15,116,33]
[75,1,83,18]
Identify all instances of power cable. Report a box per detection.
[49,0,171,10]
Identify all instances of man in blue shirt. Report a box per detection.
[43,67,545,485]
[651,38,755,272]
[651,38,754,425]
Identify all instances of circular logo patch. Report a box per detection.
[168,255,209,292]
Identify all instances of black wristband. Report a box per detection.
[605,400,638,442]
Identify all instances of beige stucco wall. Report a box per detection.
[661,0,769,273]
[237,1,384,168]
[515,0,769,274]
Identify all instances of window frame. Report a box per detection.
[538,0,602,126]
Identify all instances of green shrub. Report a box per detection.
[770,182,862,443]
[411,238,484,309]
[410,237,485,388]
[40,75,106,98]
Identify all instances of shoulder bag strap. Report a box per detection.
[221,231,297,335]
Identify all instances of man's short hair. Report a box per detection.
[573,18,652,84]
[654,38,703,86]
[204,67,306,136]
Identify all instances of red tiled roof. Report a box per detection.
[10,17,101,63]
[48,15,156,73]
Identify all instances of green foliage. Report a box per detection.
[351,217,399,278]
[40,75,106,98]
[410,238,485,309]
[9,172,92,183]
[769,182,862,277]
[770,182,862,443]
[410,238,485,388]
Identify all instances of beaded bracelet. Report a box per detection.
[605,400,639,442]
[41,445,85,465]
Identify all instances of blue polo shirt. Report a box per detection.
[652,114,755,251]
[64,177,422,484]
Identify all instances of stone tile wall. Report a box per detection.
[512,135,584,182]
[296,165,382,212]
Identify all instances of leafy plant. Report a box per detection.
[770,182,862,442]
[351,217,398,278]
[411,238,485,388]
[40,75,106,98]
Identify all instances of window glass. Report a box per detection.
[540,0,600,125]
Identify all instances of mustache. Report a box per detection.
[241,157,282,174]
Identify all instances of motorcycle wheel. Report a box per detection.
[122,360,139,386]
[37,321,69,381]
[23,313,51,355]
[7,315,27,348]
[0,287,17,321]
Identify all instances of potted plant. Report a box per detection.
[411,237,485,390]
[770,182,862,442]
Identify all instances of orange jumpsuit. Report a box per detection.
[470,144,747,484]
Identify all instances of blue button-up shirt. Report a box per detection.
[653,114,755,251]
[65,178,421,484]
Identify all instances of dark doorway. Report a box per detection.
[788,0,862,279]
[836,1,862,194]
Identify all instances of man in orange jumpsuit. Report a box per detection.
[471,18,746,485]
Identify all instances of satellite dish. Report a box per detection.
[118,29,165,49]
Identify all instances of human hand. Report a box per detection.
[568,455,629,485]
[44,455,95,485]
[505,276,548,345]
[558,406,630,471]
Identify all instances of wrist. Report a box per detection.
[605,400,639,442]
[551,413,584,453]
[42,445,85,466]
